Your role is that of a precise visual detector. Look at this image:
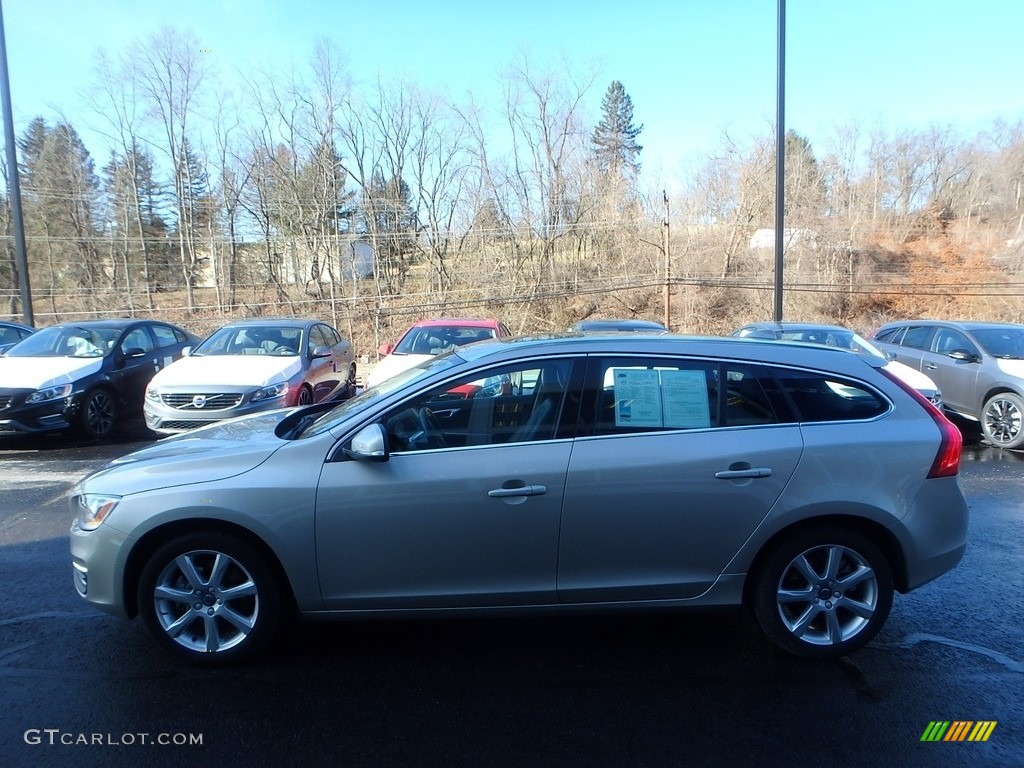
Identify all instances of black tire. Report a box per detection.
[79,388,116,438]
[137,532,282,665]
[345,363,358,398]
[981,392,1024,449]
[750,527,893,660]
[296,385,313,406]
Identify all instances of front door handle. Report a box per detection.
[715,468,772,480]
[488,484,547,498]
[924,363,938,370]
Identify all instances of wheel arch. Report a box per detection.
[122,518,297,619]
[742,514,909,607]
[981,385,1023,411]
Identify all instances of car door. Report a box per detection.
[306,325,341,401]
[885,324,933,372]
[314,357,580,609]
[557,356,803,601]
[110,325,161,409]
[149,323,191,368]
[922,327,982,414]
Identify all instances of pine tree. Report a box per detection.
[361,172,418,293]
[18,119,103,308]
[784,130,826,219]
[592,81,643,179]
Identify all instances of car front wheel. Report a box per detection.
[137,532,282,664]
[80,388,116,438]
[751,528,893,660]
[981,392,1024,449]
[345,362,358,398]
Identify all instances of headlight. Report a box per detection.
[251,382,288,402]
[74,494,121,531]
[27,383,73,404]
[145,386,160,402]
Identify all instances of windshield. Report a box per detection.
[779,329,885,360]
[194,325,304,357]
[971,328,1024,359]
[4,325,121,358]
[300,351,466,438]
[392,325,496,355]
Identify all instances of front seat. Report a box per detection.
[509,367,565,443]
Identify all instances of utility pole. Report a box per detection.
[663,190,671,331]
[0,0,31,324]
[773,0,786,322]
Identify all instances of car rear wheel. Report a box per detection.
[138,532,282,665]
[751,527,893,660]
[981,392,1024,449]
[80,388,116,438]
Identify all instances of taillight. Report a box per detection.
[880,369,962,478]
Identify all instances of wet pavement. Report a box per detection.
[0,427,1021,767]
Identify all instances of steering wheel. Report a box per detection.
[417,407,447,449]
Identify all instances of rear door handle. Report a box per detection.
[924,363,938,370]
[488,484,547,498]
[715,468,772,480]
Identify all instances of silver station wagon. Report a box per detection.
[70,334,967,664]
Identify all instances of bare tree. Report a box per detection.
[128,27,208,312]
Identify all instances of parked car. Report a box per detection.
[144,318,355,435]
[0,319,198,438]
[732,322,943,407]
[366,317,511,388]
[568,318,667,332]
[71,333,966,665]
[0,320,35,354]
[871,319,1024,448]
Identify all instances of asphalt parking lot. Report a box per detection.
[0,423,1021,767]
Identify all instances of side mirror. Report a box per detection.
[311,345,332,359]
[181,346,192,357]
[377,343,393,356]
[345,423,389,462]
[948,349,980,363]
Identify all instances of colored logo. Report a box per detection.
[921,721,997,742]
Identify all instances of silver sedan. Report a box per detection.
[70,334,967,664]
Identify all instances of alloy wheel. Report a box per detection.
[982,394,1023,448]
[152,549,260,654]
[83,390,115,437]
[774,543,879,647]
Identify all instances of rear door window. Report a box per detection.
[899,325,933,350]
[579,357,778,436]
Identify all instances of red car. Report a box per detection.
[366,318,511,389]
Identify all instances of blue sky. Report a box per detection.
[3,0,1023,187]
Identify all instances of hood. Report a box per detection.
[884,360,939,394]
[366,353,433,388]
[78,410,292,496]
[996,358,1024,381]
[149,354,302,388]
[0,356,102,390]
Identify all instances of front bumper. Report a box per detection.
[145,387,289,434]
[0,389,79,435]
[70,517,133,618]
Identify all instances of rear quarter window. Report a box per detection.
[771,368,888,422]
[873,327,902,344]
